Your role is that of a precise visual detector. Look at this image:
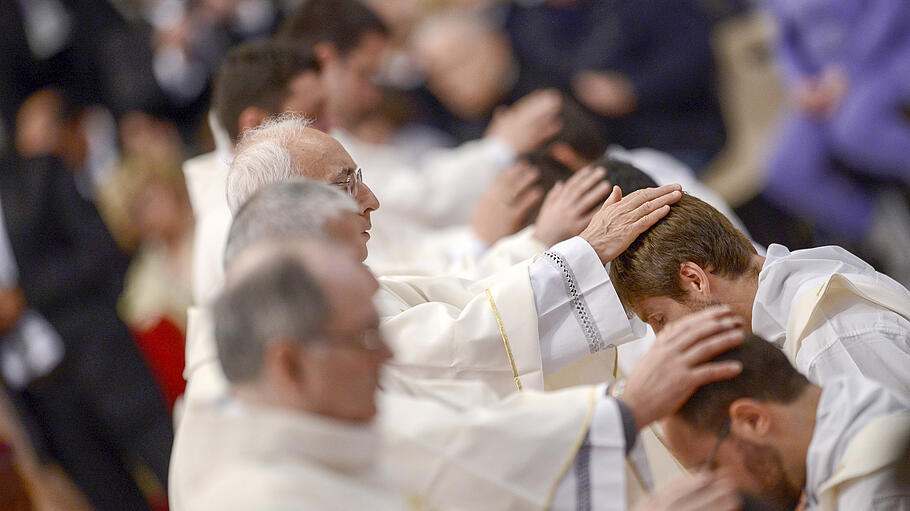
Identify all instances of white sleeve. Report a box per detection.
[530,237,637,376]
[551,384,628,511]
[372,138,514,228]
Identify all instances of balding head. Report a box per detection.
[216,238,385,421]
[224,179,362,267]
[225,114,379,256]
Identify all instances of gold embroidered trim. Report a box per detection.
[485,289,523,391]
[544,387,597,510]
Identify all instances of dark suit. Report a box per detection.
[0,155,173,511]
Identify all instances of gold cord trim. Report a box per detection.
[485,289,523,391]
[544,387,597,510]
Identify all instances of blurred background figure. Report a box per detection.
[762,0,910,285]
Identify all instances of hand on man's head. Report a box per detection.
[621,306,745,429]
[471,161,544,246]
[631,471,743,511]
[578,183,682,264]
[532,165,612,247]
[485,89,563,155]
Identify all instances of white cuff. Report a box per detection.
[480,137,518,168]
[530,237,636,376]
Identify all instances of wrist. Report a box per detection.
[616,385,652,432]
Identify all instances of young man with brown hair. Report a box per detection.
[662,335,910,511]
[610,193,910,393]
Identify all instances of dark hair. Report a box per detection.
[610,193,757,308]
[676,335,811,433]
[213,39,319,143]
[525,157,657,222]
[525,94,608,176]
[592,156,658,193]
[213,254,328,383]
[277,0,389,54]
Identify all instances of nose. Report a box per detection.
[357,182,380,214]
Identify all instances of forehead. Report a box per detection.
[633,296,690,326]
[291,131,357,180]
[345,31,386,68]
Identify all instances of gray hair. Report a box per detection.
[224,178,357,268]
[226,114,313,213]
[213,247,328,383]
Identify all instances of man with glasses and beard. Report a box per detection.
[661,334,910,510]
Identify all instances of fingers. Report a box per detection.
[576,180,613,213]
[511,164,542,197]
[564,166,606,196]
[632,205,670,233]
[684,478,743,511]
[601,185,622,208]
[631,189,682,221]
[512,186,545,218]
[684,329,745,365]
[623,184,683,211]
[665,307,740,350]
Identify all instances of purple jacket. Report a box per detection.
[766,0,910,82]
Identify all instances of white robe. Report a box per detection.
[171,379,630,511]
[752,244,910,393]
[333,129,514,229]
[805,377,910,511]
[171,398,411,511]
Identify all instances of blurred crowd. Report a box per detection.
[0,0,908,509]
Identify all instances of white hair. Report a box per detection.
[223,179,358,269]
[226,114,314,213]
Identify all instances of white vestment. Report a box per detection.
[753,244,910,393]
[333,129,514,229]
[805,377,910,511]
[171,378,632,511]
[171,398,412,511]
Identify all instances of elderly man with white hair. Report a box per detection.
[183,115,682,405]
[173,204,748,510]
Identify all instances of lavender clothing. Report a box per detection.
[766,0,910,81]
[764,0,910,241]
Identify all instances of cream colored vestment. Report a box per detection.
[804,377,910,511]
[753,244,910,393]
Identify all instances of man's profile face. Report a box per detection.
[325,210,368,262]
[323,30,387,126]
[282,70,332,132]
[662,416,801,510]
[290,129,380,260]
[300,261,388,422]
[633,294,716,333]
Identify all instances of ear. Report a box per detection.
[549,142,590,171]
[262,339,305,393]
[313,41,339,67]
[678,261,711,298]
[729,398,772,442]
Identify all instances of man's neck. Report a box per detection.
[716,255,764,326]
[780,385,823,492]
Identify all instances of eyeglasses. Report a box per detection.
[322,327,389,353]
[699,418,731,472]
[331,167,362,198]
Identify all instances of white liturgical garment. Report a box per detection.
[171,378,631,511]
[333,129,514,229]
[375,236,636,397]
[752,244,910,393]
[805,377,910,511]
[172,398,412,511]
